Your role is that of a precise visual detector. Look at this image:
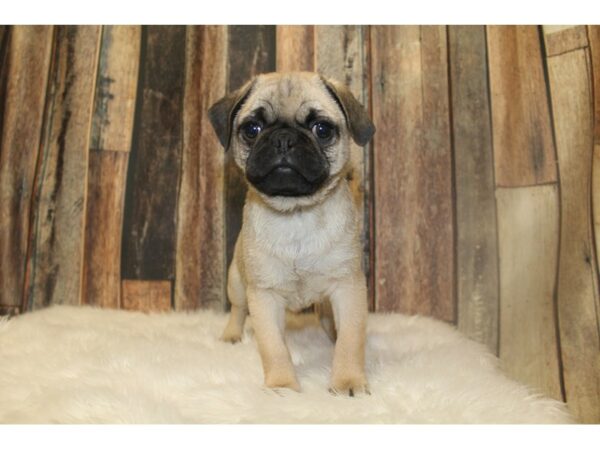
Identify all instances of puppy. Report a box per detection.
[208,72,375,395]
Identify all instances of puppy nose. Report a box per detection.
[269,129,297,154]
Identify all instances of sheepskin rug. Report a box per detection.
[0,305,572,424]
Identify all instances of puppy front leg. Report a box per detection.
[329,278,369,396]
[247,287,300,392]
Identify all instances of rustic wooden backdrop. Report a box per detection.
[0,25,598,423]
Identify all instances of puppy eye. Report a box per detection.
[241,121,262,140]
[312,121,334,141]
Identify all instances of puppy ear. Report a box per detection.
[208,80,254,150]
[321,77,375,146]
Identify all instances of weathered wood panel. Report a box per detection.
[175,26,227,311]
[496,185,562,401]
[544,25,588,57]
[26,26,101,310]
[448,25,499,352]
[589,26,600,285]
[0,26,53,312]
[371,26,454,320]
[83,26,140,309]
[276,25,314,72]
[224,26,276,285]
[545,28,600,422]
[82,151,129,308]
[121,26,186,282]
[315,25,372,307]
[122,280,171,312]
[90,26,141,153]
[487,26,557,187]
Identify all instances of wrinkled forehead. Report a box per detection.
[236,74,345,125]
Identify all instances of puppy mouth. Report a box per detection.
[246,161,329,197]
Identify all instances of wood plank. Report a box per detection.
[25,26,101,310]
[82,151,128,308]
[122,279,171,312]
[496,185,562,401]
[90,25,141,153]
[174,26,227,311]
[371,26,454,320]
[276,25,314,71]
[0,26,53,311]
[543,25,588,57]
[315,25,372,308]
[225,26,276,288]
[448,26,499,351]
[487,25,557,187]
[121,26,186,282]
[82,26,140,309]
[589,26,600,143]
[545,42,600,423]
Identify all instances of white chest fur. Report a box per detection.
[240,182,361,310]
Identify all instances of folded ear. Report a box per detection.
[208,80,255,150]
[320,77,375,146]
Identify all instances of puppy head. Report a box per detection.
[209,72,375,211]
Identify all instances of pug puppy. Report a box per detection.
[208,72,375,395]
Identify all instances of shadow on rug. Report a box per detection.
[0,306,573,423]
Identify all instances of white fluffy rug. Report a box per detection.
[0,305,572,424]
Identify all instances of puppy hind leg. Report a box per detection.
[221,260,248,343]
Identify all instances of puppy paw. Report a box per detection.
[329,373,370,397]
[220,329,242,344]
[265,371,301,392]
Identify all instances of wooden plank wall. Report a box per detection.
[0,25,599,422]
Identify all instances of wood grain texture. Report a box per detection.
[496,185,562,401]
[121,26,186,281]
[546,43,600,423]
[225,26,276,281]
[543,25,588,57]
[487,26,557,187]
[174,26,227,311]
[448,26,499,351]
[315,25,372,306]
[589,26,600,143]
[90,25,141,153]
[0,26,53,310]
[371,26,454,320]
[122,280,171,312]
[276,25,314,71]
[82,151,128,308]
[25,26,101,310]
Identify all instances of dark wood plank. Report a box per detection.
[545,31,600,423]
[122,279,171,312]
[276,25,314,71]
[90,25,141,153]
[371,26,454,320]
[487,26,557,187]
[225,26,276,286]
[121,26,186,282]
[174,26,227,311]
[82,150,129,308]
[315,25,372,308]
[0,26,53,311]
[496,185,563,401]
[448,25,499,350]
[82,26,140,309]
[25,26,101,310]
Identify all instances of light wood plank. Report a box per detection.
[121,26,186,282]
[371,26,454,320]
[26,26,101,310]
[543,25,588,57]
[174,26,227,311]
[448,25,499,351]
[588,26,600,143]
[496,185,562,401]
[276,25,314,71]
[487,26,557,187]
[0,26,53,311]
[90,25,141,153]
[315,25,372,307]
[545,41,600,423]
[122,280,171,312]
[82,150,128,308]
